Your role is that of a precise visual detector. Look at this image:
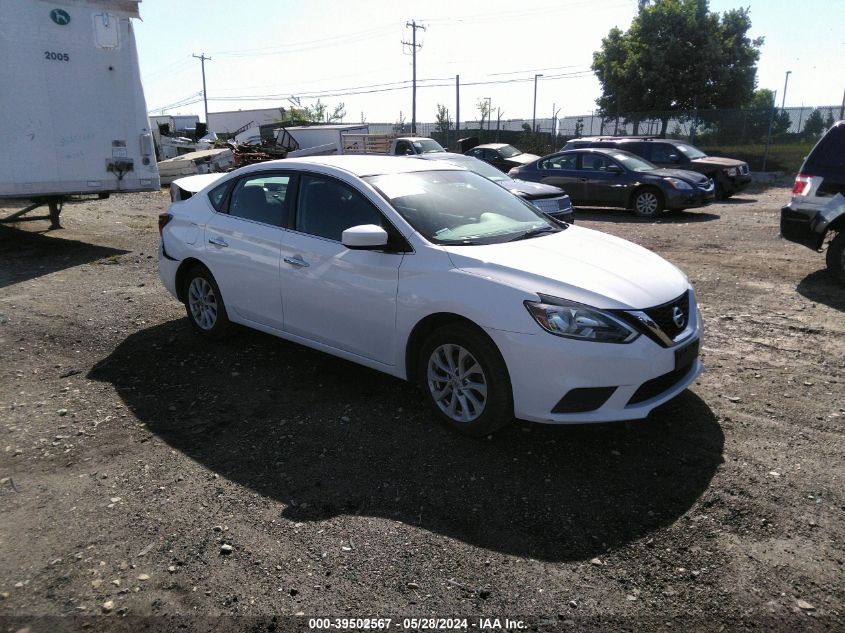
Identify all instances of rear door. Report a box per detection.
[535,153,583,201]
[203,172,291,329]
[803,123,845,200]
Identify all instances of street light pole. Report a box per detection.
[533,73,543,132]
[781,70,791,111]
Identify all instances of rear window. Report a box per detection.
[806,124,845,170]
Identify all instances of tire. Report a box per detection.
[632,187,664,218]
[183,265,231,339]
[826,232,845,286]
[418,324,513,436]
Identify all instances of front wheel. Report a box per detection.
[826,232,845,285]
[632,187,664,218]
[183,265,231,339]
[418,324,513,436]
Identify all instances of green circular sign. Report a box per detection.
[50,8,71,25]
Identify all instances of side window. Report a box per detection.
[580,154,612,171]
[482,149,497,160]
[228,174,289,226]
[649,143,676,163]
[624,143,648,159]
[807,124,845,169]
[395,141,412,155]
[208,181,230,212]
[540,154,577,170]
[296,175,385,242]
[469,148,482,157]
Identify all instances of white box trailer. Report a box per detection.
[0,0,159,228]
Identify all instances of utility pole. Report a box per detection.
[192,53,211,124]
[402,20,425,135]
[455,75,460,139]
[533,73,543,132]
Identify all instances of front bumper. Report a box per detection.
[486,311,704,424]
[724,174,752,195]
[664,185,716,210]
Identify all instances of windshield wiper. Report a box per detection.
[508,226,560,242]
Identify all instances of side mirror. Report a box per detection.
[606,164,622,174]
[668,154,680,163]
[404,148,414,155]
[342,224,389,250]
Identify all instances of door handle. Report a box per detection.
[284,256,310,268]
[208,236,228,247]
[580,178,588,182]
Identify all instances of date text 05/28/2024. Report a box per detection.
[307,617,527,630]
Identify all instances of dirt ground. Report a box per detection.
[0,183,842,633]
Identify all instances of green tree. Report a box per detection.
[286,97,346,124]
[476,99,490,136]
[803,109,825,138]
[592,0,762,135]
[824,110,836,130]
[435,104,452,135]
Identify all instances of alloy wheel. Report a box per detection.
[636,191,659,215]
[188,277,218,330]
[426,343,488,422]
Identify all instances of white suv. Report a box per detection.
[159,155,703,435]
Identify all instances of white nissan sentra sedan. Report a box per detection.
[158,155,703,436]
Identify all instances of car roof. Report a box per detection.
[554,147,643,159]
[239,154,464,178]
[412,152,473,163]
[473,143,511,149]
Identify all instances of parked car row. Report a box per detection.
[464,138,746,218]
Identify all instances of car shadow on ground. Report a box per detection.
[90,320,724,563]
[0,225,129,289]
[796,269,845,311]
[574,208,721,224]
[718,195,757,205]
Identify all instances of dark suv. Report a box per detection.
[780,120,845,284]
[563,137,751,199]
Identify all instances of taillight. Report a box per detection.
[792,173,813,196]
[158,212,173,235]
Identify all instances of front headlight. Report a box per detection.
[664,177,692,190]
[525,298,639,343]
[725,167,738,177]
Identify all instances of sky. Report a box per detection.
[134,0,844,127]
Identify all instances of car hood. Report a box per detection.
[691,156,747,168]
[649,168,711,185]
[505,153,540,165]
[502,178,564,197]
[442,225,688,310]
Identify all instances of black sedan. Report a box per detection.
[464,143,540,173]
[508,148,715,218]
[413,152,573,222]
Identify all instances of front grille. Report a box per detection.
[643,291,690,340]
[628,360,694,405]
[532,196,569,215]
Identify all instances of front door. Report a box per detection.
[279,174,404,365]
[579,153,629,207]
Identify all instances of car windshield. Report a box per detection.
[366,170,558,245]
[412,139,446,153]
[675,143,707,159]
[497,145,522,158]
[611,152,657,172]
[450,156,510,182]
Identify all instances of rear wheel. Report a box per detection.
[183,265,231,339]
[418,324,513,436]
[632,187,664,218]
[826,232,845,285]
